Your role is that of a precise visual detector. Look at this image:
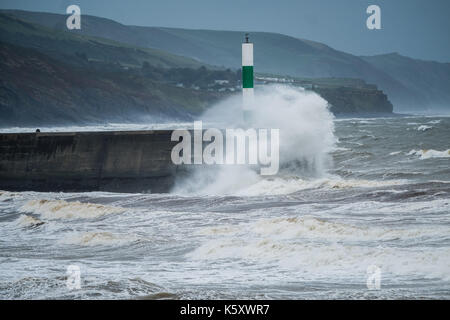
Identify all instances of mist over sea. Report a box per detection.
[0,87,449,299]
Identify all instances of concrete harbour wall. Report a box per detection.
[0,130,180,193]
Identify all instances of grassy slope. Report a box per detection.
[2,10,389,76]
[0,15,223,126]
[0,12,204,69]
[0,41,222,126]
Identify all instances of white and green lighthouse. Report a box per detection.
[242,33,254,123]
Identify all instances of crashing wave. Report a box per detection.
[417,125,432,131]
[0,190,21,202]
[408,149,450,159]
[232,176,405,196]
[16,214,44,227]
[60,231,138,246]
[188,215,450,280]
[19,199,125,220]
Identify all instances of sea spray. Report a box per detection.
[172,85,336,195]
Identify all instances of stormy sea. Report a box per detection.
[0,87,449,299]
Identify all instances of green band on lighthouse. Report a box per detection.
[242,39,254,120]
[242,66,253,88]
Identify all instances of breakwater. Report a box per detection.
[0,130,179,193]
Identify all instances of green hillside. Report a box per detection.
[2,10,389,75]
[0,12,204,69]
[4,9,448,112]
[0,40,225,126]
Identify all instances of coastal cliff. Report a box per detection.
[314,86,393,114]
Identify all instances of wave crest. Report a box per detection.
[19,199,125,220]
[408,149,450,159]
[189,216,450,279]
[60,231,138,246]
[16,214,44,227]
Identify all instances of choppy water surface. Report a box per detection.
[1,115,449,299]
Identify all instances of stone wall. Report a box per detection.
[0,130,179,193]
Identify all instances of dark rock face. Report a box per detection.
[0,42,219,127]
[314,86,393,114]
[0,131,181,193]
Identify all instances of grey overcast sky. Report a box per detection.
[1,0,449,62]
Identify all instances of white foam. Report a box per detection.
[60,231,138,246]
[175,170,405,196]
[324,198,450,216]
[233,177,405,196]
[189,216,450,280]
[417,125,432,131]
[19,199,125,220]
[0,190,21,202]
[408,149,450,159]
[332,147,350,152]
[174,170,404,196]
[16,214,44,227]
[174,85,336,195]
[196,215,444,241]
